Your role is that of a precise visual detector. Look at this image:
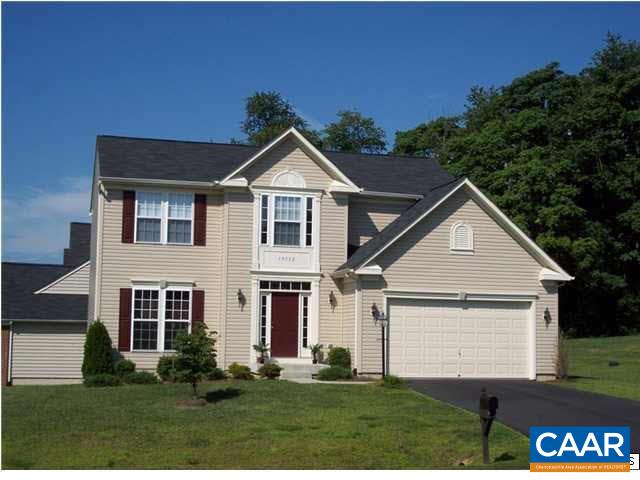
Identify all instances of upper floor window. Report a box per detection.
[135,191,193,245]
[450,222,474,253]
[258,193,315,248]
[274,196,302,246]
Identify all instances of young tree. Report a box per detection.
[174,324,217,397]
[82,320,114,377]
[241,91,321,146]
[323,110,387,153]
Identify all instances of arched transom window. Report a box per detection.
[450,222,474,253]
[272,169,306,188]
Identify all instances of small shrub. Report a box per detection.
[84,373,121,387]
[228,362,253,380]
[608,360,620,367]
[555,331,570,379]
[82,320,115,377]
[174,325,218,396]
[378,375,405,389]
[327,347,351,369]
[206,367,227,380]
[114,359,136,377]
[258,362,282,380]
[317,366,352,381]
[157,355,177,382]
[123,371,159,384]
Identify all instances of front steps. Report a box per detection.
[252,362,322,380]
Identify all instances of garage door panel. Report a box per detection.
[389,299,530,378]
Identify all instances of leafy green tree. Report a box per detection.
[323,110,387,153]
[174,324,217,397]
[393,34,640,336]
[241,91,321,146]
[82,320,114,377]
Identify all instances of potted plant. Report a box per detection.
[309,343,323,364]
[252,342,269,364]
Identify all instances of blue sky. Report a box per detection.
[2,2,639,263]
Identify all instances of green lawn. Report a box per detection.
[2,380,529,469]
[553,335,640,401]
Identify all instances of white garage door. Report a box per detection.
[389,299,531,378]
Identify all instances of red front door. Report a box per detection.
[271,293,299,357]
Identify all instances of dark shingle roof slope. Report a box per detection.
[1,263,88,321]
[63,222,91,267]
[338,177,467,271]
[96,135,453,195]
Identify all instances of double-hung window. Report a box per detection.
[132,287,192,352]
[135,191,193,244]
[274,196,302,246]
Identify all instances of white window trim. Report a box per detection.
[257,192,316,249]
[131,284,193,353]
[450,222,474,255]
[133,190,195,246]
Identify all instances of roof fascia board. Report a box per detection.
[358,190,423,200]
[34,261,91,294]
[220,128,360,191]
[99,177,218,188]
[355,179,573,281]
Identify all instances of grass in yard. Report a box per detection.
[2,380,529,469]
[552,335,640,401]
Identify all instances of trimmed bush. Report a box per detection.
[378,375,406,389]
[114,359,136,377]
[327,347,351,369]
[258,362,282,380]
[123,371,159,385]
[206,367,227,380]
[84,373,121,387]
[228,362,253,380]
[173,325,218,396]
[317,366,352,381]
[82,320,114,377]
[157,355,178,382]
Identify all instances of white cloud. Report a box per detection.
[2,176,91,263]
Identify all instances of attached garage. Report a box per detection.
[388,297,534,379]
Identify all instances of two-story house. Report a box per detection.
[88,127,572,380]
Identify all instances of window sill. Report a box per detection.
[449,249,474,256]
[133,241,195,247]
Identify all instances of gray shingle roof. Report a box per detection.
[338,177,467,272]
[1,263,88,321]
[96,135,452,195]
[63,222,91,267]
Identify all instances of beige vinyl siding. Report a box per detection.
[11,322,86,380]
[39,262,90,295]
[348,198,414,246]
[340,277,356,352]
[360,276,386,374]
[88,165,100,321]
[97,188,224,371]
[239,139,336,190]
[222,190,254,366]
[319,193,348,347]
[364,188,558,375]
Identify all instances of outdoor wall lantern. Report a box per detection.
[329,291,337,312]
[237,289,246,310]
[544,307,552,327]
[371,303,389,377]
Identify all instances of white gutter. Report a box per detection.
[358,190,423,200]
[99,176,219,188]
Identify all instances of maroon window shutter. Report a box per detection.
[118,288,132,351]
[122,191,136,243]
[194,194,207,246]
[192,290,205,329]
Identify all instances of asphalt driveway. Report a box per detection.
[408,379,640,450]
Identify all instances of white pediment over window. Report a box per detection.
[272,169,306,188]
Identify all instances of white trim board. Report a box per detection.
[34,261,91,295]
[355,179,573,282]
[219,128,360,192]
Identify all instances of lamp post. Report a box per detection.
[371,303,389,377]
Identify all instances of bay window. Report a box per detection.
[135,191,193,244]
[132,287,191,352]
